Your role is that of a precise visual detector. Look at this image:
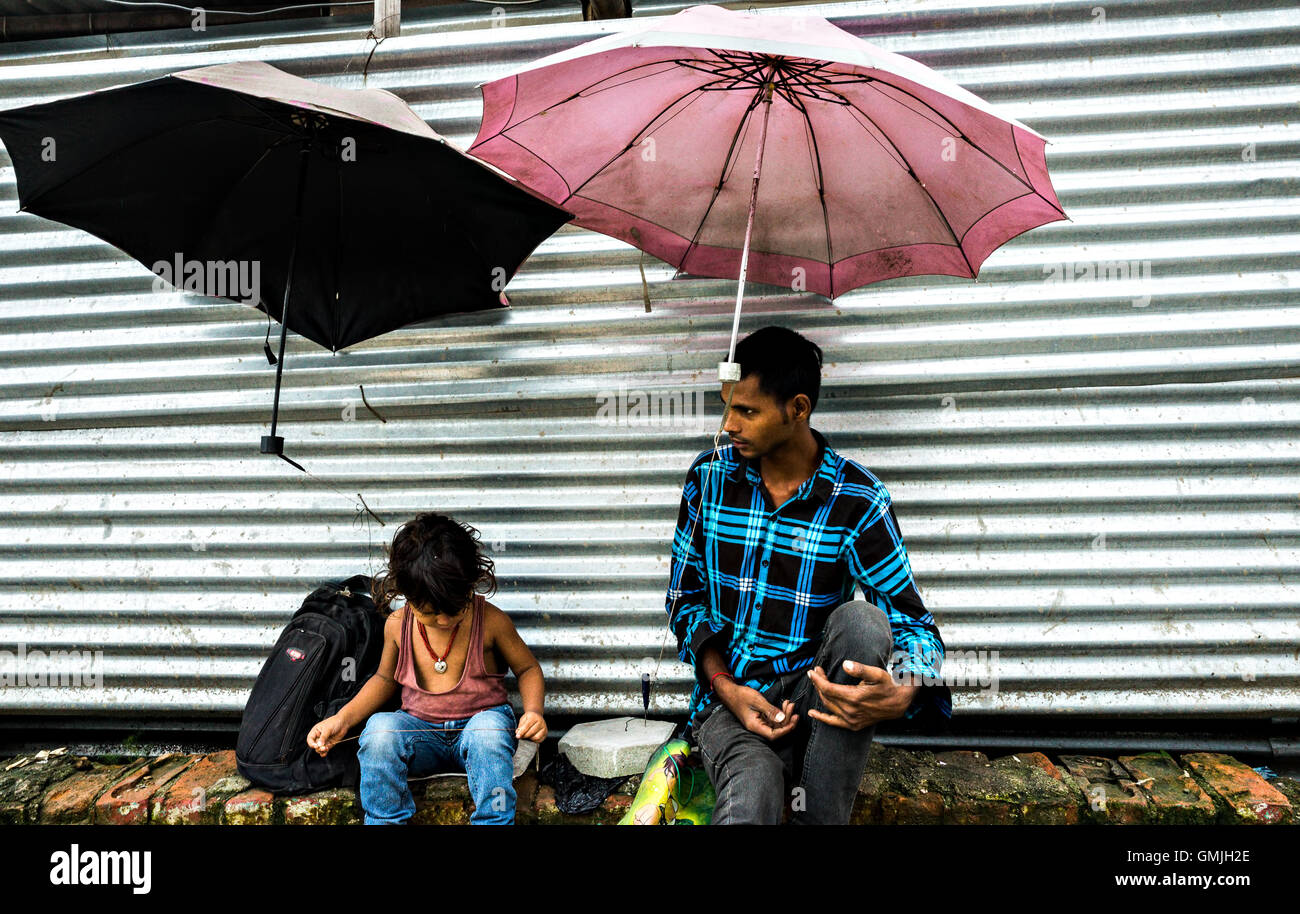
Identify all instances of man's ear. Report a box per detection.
[790,393,812,424]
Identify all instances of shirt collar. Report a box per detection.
[727,427,838,505]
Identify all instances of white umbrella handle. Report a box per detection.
[721,74,775,382]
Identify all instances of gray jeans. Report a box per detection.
[692,600,893,825]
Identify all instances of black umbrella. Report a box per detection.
[0,60,572,459]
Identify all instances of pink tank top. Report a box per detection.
[395,593,509,723]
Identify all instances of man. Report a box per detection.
[666,326,951,824]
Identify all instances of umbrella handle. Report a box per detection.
[721,76,775,381]
[260,142,312,456]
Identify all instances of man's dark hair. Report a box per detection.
[371,512,496,614]
[734,326,824,413]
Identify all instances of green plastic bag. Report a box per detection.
[619,737,716,825]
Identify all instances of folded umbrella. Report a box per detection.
[0,59,573,458]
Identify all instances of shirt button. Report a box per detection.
[761,560,769,567]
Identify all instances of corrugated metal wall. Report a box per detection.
[0,0,1297,732]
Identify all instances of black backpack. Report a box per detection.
[236,574,391,795]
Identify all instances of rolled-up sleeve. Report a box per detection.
[843,494,952,725]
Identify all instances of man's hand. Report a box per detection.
[806,661,919,731]
[716,678,798,741]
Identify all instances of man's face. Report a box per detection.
[720,373,802,459]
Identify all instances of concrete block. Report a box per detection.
[558,717,676,779]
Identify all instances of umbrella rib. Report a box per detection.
[557,53,775,205]
[11,112,286,215]
[191,135,299,297]
[680,85,767,267]
[333,162,343,352]
[808,69,1045,203]
[492,132,576,200]
[835,95,978,276]
[564,84,710,203]
[790,90,835,286]
[675,52,769,90]
[849,77,1043,198]
[843,80,1066,252]
[822,72,969,135]
[496,59,703,134]
[776,68,838,271]
[1010,132,1067,217]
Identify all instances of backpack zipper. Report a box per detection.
[243,627,326,757]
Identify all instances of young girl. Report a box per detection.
[307,512,546,824]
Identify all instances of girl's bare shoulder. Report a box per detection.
[384,607,405,636]
[480,599,516,638]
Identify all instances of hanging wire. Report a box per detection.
[321,726,544,776]
[358,29,386,87]
[269,431,386,576]
[649,378,738,707]
[332,727,520,743]
[100,0,372,14]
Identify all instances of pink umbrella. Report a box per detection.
[470,3,1066,377]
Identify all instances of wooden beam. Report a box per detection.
[374,0,400,38]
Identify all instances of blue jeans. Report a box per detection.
[358,704,518,824]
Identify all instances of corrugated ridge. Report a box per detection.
[0,0,1295,724]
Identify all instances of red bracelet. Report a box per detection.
[709,670,734,691]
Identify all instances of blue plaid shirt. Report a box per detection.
[666,428,952,731]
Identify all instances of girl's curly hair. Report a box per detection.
[370,512,496,616]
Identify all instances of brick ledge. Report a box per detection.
[2,746,1295,825]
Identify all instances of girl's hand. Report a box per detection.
[515,711,547,743]
[307,715,349,756]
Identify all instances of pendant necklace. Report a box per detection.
[418,620,461,674]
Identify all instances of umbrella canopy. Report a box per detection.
[0,60,573,455]
[469,4,1066,305]
[0,60,572,352]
